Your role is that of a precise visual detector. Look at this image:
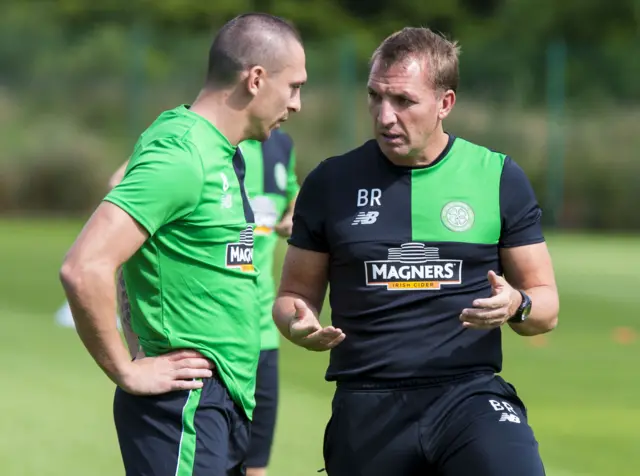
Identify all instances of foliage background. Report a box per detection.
[1,0,638,228]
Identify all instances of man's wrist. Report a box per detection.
[108,352,137,388]
[508,289,532,324]
[508,288,524,319]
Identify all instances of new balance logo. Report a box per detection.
[352,211,379,225]
[499,413,521,424]
[489,399,520,424]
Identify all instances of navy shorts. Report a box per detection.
[114,375,249,476]
[245,349,279,468]
[323,373,545,476]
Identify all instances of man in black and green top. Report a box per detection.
[60,13,307,476]
[274,27,559,476]
[239,131,299,476]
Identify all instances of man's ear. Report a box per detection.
[438,89,456,120]
[245,65,267,97]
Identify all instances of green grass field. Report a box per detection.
[0,218,638,476]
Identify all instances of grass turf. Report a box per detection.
[0,217,637,475]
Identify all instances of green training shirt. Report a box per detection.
[104,105,260,419]
[239,130,299,350]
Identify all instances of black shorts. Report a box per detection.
[245,349,279,468]
[114,375,250,476]
[323,373,545,476]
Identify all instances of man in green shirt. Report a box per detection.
[110,130,299,476]
[59,13,306,476]
[239,130,299,476]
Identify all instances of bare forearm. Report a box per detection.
[60,265,132,384]
[286,194,297,215]
[272,293,321,341]
[509,285,559,336]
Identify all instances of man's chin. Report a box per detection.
[377,138,409,157]
[252,128,271,142]
[262,123,283,139]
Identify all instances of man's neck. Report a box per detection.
[188,89,249,146]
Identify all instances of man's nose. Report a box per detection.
[378,101,396,127]
[288,92,301,113]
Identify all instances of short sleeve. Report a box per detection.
[286,146,300,201]
[288,162,329,253]
[499,156,545,248]
[104,139,203,236]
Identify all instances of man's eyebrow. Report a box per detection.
[368,86,416,99]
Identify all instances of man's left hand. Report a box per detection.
[459,270,522,330]
[275,213,293,238]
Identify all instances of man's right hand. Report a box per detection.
[119,349,215,395]
[289,299,345,351]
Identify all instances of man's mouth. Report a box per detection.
[380,132,404,142]
[272,117,287,129]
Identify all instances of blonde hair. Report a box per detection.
[371,27,461,92]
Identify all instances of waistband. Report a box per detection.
[335,371,493,391]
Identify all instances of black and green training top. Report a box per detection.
[289,134,544,382]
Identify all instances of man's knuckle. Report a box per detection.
[187,358,200,368]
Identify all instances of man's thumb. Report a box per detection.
[488,270,504,288]
[293,299,308,317]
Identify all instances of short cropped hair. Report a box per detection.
[206,13,302,86]
[371,27,460,93]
